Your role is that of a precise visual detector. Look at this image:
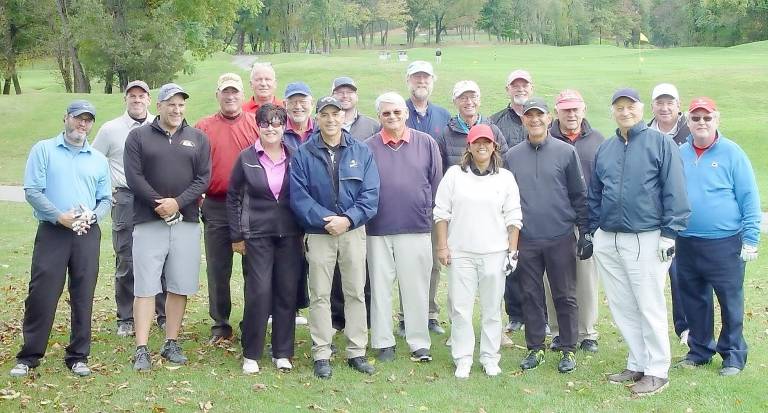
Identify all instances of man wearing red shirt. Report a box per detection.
[196,73,259,342]
[243,63,283,113]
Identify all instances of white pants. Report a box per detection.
[544,257,599,341]
[367,234,432,351]
[448,251,506,366]
[593,229,671,378]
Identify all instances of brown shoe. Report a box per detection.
[607,369,643,384]
[630,375,669,396]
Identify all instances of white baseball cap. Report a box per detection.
[452,80,480,100]
[651,83,679,101]
[407,61,434,77]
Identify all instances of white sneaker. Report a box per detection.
[680,329,690,346]
[482,362,502,377]
[70,362,91,377]
[243,358,260,374]
[500,333,515,348]
[272,358,293,371]
[295,315,308,326]
[454,358,472,379]
[9,363,29,378]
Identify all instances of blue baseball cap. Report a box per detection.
[67,100,96,118]
[611,88,641,104]
[158,83,189,102]
[284,82,312,99]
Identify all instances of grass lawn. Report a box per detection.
[0,199,767,413]
[0,42,766,207]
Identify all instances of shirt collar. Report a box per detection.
[55,132,92,153]
[380,127,411,144]
[286,117,313,134]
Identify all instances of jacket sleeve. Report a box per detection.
[492,124,510,157]
[565,147,589,235]
[289,151,337,230]
[341,147,380,227]
[123,129,164,204]
[502,173,523,230]
[174,132,211,208]
[732,147,761,246]
[434,129,449,174]
[226,153,246,242]
[428,137,444,201]
[587,148,603,234]
[658,137,690,239]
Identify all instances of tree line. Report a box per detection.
[2,0,766,95]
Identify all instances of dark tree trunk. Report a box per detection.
[55,0,90,93]
[104,67,114,94]
[236,29,245,54]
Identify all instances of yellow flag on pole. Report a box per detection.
[639,33,650,43]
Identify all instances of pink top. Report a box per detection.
[253,140,287,200]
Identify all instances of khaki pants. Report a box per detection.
[544,257,599,342]
[306,227,368,360]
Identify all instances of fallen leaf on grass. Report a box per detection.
[479,409,487,413]
[522,388,533,394]
[386,374,396,382]
[418,406,428,411]
[308,403,326,410]
[152,405,168,413]
[252,383,267,391]
[0,389,21,399]
[199,400,213,412]
[165,366,182,371]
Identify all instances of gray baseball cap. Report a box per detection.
[331,76,357,92]
[157,83,189,102]
[125,80,150,95]
[66,100,96,118]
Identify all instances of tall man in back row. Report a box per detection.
[11,100,111,378]
[589,88,690,396]
[93,80,166,337]
[125,84,211,371]
[196,73,258,343]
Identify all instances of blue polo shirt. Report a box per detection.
[406,99,451,139]
[23,133,111,223]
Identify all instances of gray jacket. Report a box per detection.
[503,135,588,240]
[588,121,690,238]
[435,116,508,172]
[549,118,605,188]
[346,112,381,141]
[490,105,527,148]
[648,113,690,146]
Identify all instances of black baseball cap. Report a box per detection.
[522,97,549,114]
[315,96,343,113]
[611,88,641,104]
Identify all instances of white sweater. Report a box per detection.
[433,165,523,255]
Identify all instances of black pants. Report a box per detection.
[677,234,747,369]
[330,264,371,330]
[669,258,689,336]
[504,274,525,323]
[517,233,579,352]
[202,198,236,336]
[17,223,101,368]
[241,236,303,359]
[112,188,166,324]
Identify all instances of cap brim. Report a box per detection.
[612,95,639,104]
[333,83,357,91]
[689,105,714,113]
[555,101,584,110]
[218,82,243,92]
[285,91,310,98]
[453,88,478,99]
[523,105,548,114]
[70,109,95,118]
[317,103,343,113]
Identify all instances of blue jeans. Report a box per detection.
[676,234,747,369]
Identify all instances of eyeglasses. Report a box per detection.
[456,94,479,102]
[690,115,713,122]
[380,110,403,118]
[258,120,284,128]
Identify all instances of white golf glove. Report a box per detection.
[740,244,758,262]
[505,250,519,277]
[164,211,183,226]
[658,236,676,262]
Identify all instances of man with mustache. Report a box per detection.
[10,100,111,378]
[195,73,258,344]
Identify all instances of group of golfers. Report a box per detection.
[12,60,760,397]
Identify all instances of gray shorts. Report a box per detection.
[132,220,201,297]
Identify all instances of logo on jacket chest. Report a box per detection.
[349,159,359,168]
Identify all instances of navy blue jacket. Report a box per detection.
[588,121,690,239]
[405,99,451,139]
[289,130,380,233]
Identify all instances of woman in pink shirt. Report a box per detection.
[227,104,303,374]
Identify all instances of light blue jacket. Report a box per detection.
[679,133,761,246]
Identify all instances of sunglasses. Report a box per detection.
[380,110,403,118]
[258,120,284,128]
[690,115,713,122]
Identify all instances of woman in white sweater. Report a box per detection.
[434,124,523,378]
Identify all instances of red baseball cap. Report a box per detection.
[555,89,585,110]
[467,124,495,144]
[688,97,717,113]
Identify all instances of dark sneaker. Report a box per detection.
[160,340,188,364]
[314,359,332,379]
[9,363,30,378]
[410,348,432,362]
[428,319,445,335]
[579,339,598,353]
[347,356,375,375]
[607,369,643,384]
[675,357,709,369]
[630,375,669,396]
[116,321,135,337]
[396,321,406,338]
[156,318,167,331]
[558,351,576,373]
[520,349,545,370]
[550,336,562,351]
[133,346,151,371]
[505,320,524,332]
[376,346,396,362]
[719,366,741,376]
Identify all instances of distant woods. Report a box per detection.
[1,0,766,95]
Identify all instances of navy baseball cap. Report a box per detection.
[611,88,641,104]
[315,96,343,113]
[284,82,312,99]
[522,97,549,114]
[158,83,189,102]
[67,100,96,118]
[331,76,357,92]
